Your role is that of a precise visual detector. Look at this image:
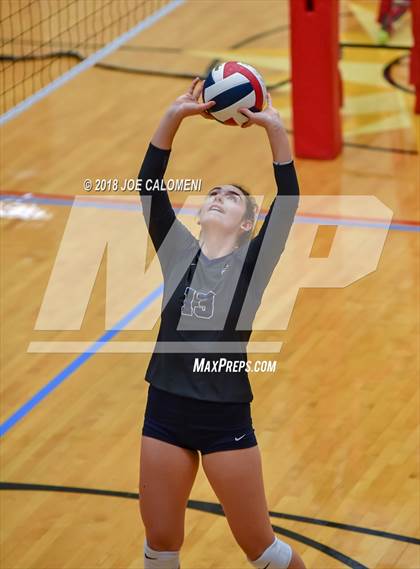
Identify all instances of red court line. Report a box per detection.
[296,211,419,227]
[1,189,419,227]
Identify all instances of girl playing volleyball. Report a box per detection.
[138,78,305,569]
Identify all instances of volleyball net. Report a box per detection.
[0,0,180,121]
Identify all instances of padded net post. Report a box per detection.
[289,0,342,159]
[410,0,420,114]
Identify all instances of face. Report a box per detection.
[199,185,253,237]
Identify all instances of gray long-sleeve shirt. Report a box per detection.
[138,143,299,402]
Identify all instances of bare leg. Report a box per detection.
[202,446,306,568]
[139,436,199,551]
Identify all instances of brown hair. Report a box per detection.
[229,183,258,246]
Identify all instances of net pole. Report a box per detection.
[410,0,420,114]
[289,0,342,159]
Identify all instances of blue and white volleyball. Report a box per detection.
[203,61,267,126]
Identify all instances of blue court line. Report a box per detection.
[0,0,185,126]
[0,285,163,437]
[1,193,418,232]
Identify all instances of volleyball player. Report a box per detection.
[137,78,306,569]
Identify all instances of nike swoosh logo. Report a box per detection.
[262,563,271,569]
[234,434,247,441]
[145,553,157,560]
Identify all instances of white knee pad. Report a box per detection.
[248,537,292,569]
[144,540,180,569]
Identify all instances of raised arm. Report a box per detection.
[239,95,299,293]
[239,92,292,163]
[138,79,215,253]
[149,77,215,150]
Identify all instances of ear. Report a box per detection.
[240,219,253,232]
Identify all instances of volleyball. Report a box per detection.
[202,61,267,126]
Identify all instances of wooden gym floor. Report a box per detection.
[1,1,419,568]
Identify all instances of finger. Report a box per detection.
[192,79,202,100]
[238,107,254,119]
[200,111,215,120]
[188,77,200,95]
[241,120,253,128]
[266,92,273,107]
[200,100,216,111]
[194,79,205,100]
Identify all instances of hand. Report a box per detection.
[238,93,285,130]
[169,77,215,120]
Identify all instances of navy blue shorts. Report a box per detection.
[142,384,257,455]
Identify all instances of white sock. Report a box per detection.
[144,540,180,569]
[248,537,293,569]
